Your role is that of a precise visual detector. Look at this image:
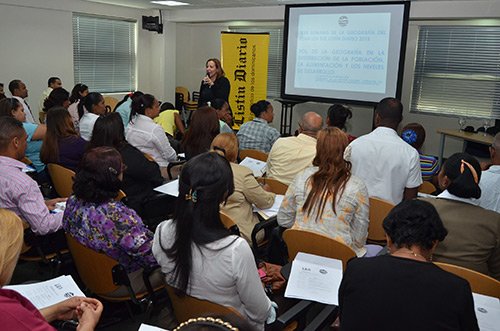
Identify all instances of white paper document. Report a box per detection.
[154,179,179,197]
[285,252,343,305]
[239,157,267,177]
[138,324,168,331]
[5,275,86,310]
[253,195,284,219]
[473,293,500,331]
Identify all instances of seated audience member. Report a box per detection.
[326,104,356,142]
[40,107,86,172]
[267,112,323,186]
[173,315,253,331]
[115,91,143,128]
[0,83,6,100]
[153,152,275,331]
[126,94,177,178]
[9,79,35,123]
[67,83,89,131]
[38,77,62,114]
[64,147,163,297]
[154,102,186,137]
[0,117,64,235]
[346,98,422,204]
[401,123,440,182]
[42,87,70,113]
[211,133,275,243]
[339,200,478,331]
[420,152,500,280]
[278,127,369,257]
[0,98,47,181]
[211,99,234,134]
[90,113,165,216]
[181,106,220,160]
[478,132,500,213]
[78,92,106,141]
[0,209,103,330]
[236,100,280,153]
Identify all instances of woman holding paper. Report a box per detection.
[277,127,369,257]
[0,209,103,331]
[338,200,478,330]
[210,133,275,244]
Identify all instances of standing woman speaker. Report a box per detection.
[198,58,230,107]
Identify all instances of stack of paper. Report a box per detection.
[253,195,284,219]
[239,157,267,177]
[285,252,343,305]
[5,275,86,309]
[138,324,168,331]
[473,293,500,331]
[154,179,179,197]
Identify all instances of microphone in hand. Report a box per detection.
[203,71,212,85]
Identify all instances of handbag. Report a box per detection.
[258,262,286,294]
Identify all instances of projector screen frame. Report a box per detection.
[280,1,411,106]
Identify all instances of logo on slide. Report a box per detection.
[338,16,349,27]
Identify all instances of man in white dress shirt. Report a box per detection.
[478,132,500,213]
[9,79,35,123]
[346,98,422,205]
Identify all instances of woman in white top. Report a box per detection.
[152,152,274,330]
[78,92,106,141]
[125,94,176,178]
[278,127,370,257]
[67,83,88,131]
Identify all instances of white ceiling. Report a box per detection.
[80,0,473,10]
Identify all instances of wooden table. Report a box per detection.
[437,129,494,167]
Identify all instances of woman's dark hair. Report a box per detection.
[89,112,126,150]
[181,106,220,159]
[114,91,144,112]
[160,152,235,293]
[130,93,156,122]
[401,123,426,150]
[69,83,88,104]
[327,104,352,131]
[383,199,448,251]
[250,100,271,118]
[77,92,103,119]
[40,107,78,164]
[73,146,123,203]
[0,98,21,117]
[211,99,227,111]
[173,315,253,331]
[442,152,482,199]
[43,87,70,112]
[160,102,175,112]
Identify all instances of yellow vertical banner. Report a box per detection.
[221,32,270,130]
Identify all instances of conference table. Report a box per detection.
[437,129,494,167]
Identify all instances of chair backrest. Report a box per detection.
[219,211,240,236]
[175,87,190,102]
[256,177,288,195]
[47,163,75,198]
[282,229,356,271]
[367,197,394,244]
[115,190,127,201]
[434,262,500,297]
[104,96,119,112]
[240,149,268,162]
[419,181,437,194]
[166,285,242,324]
[65,233,121,295]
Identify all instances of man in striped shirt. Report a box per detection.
[0,116,63,235]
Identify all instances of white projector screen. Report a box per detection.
[282,2,410,105]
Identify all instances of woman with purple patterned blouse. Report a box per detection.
[63,146,162,297]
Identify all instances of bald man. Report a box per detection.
[266,112,323,185]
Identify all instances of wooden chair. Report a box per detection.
[367,197,394,245]
[283,229,356,271]
[39,111,47,124]
[434,262,500,297]
[115,190,127,201]
[21,156,33,165]
[419,181,437,194]
[104,96,119,112]
[219,211,240,236]
[256,177,288,195]
[240,149,269,162]
[47,163,75,198]
[166,284,242,324]
[65,233,163,303]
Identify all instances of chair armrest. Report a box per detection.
[303,305,339,331]
[252,217,278,251]
[276,300,314,328]
[167,160,186,180]
[142,265,161,296]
